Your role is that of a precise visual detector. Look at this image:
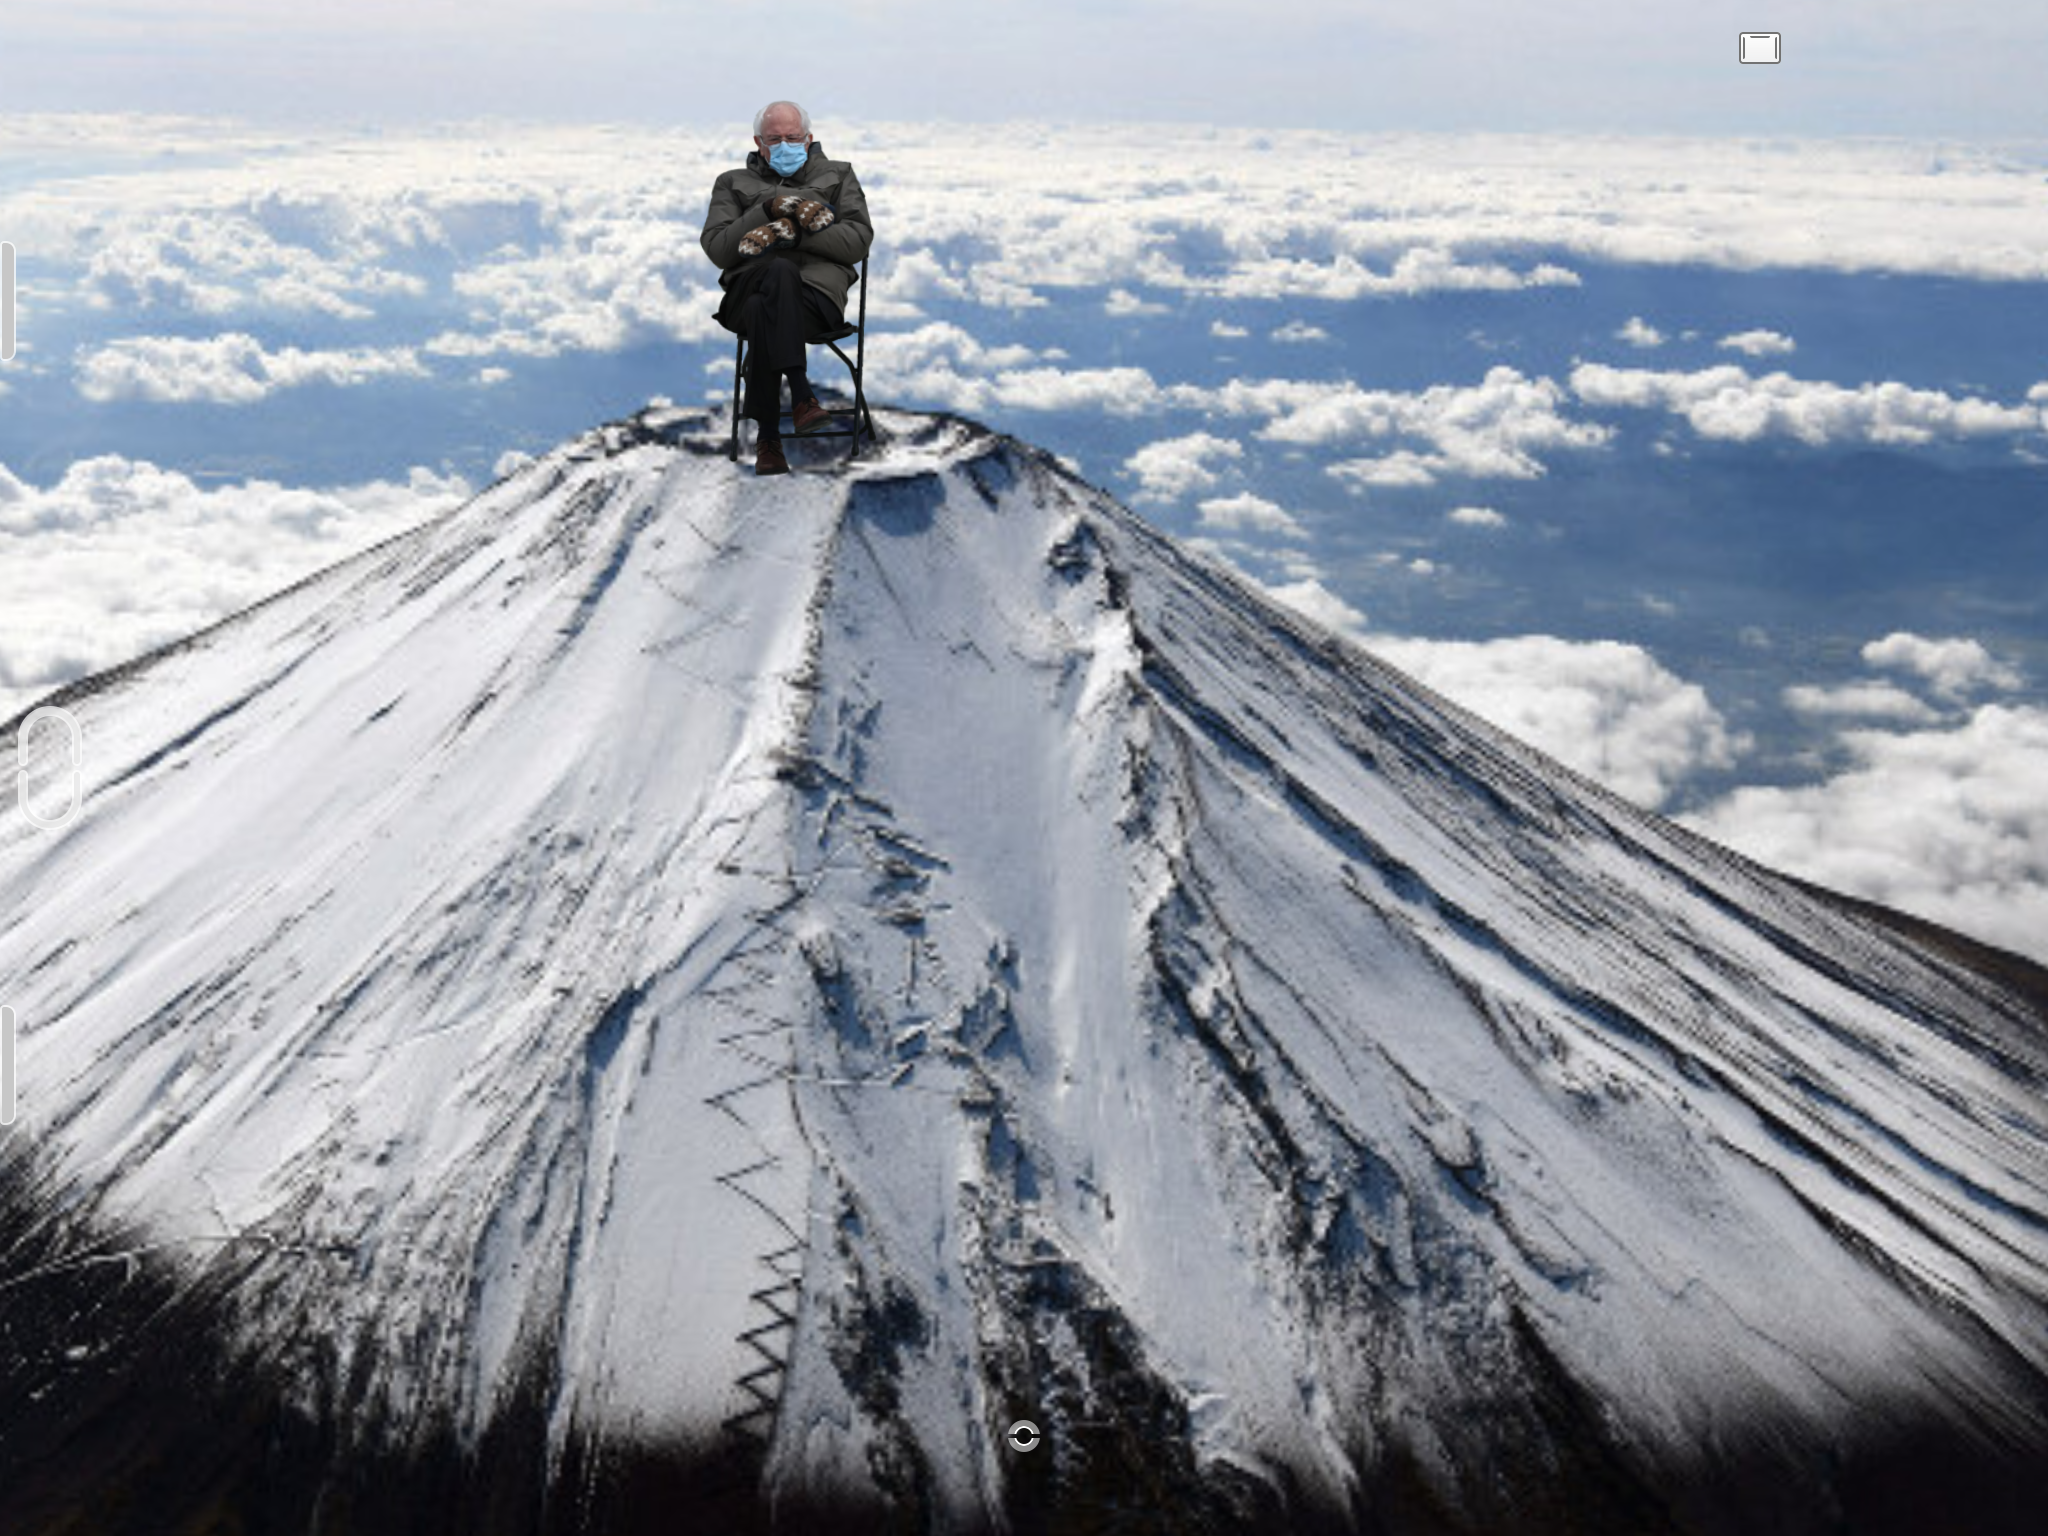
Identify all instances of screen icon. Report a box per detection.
[1740,33,1782,64]
[1005,1420,1041,1453]
[17,706,84,831]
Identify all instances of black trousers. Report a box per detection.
[717,256,840,434]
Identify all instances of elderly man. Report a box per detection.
[701,100,874,476]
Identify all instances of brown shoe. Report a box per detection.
[755,437,789,476]
[790,397,832,436]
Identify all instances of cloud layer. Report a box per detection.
[14,122,2048,396]
[75,332,428,403]
[1687,704,2048,963]
[1571,362,2046,447]
[0,455,466,721]
[1863,631,2024,697]
[1364,633,1747,809]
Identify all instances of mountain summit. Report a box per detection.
[3,405,2045,1536]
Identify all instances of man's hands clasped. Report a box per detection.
[766,194,838,234]
[736,193,838,259]
[736,218,798,259]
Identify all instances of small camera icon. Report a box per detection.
[1740,33,1782,65]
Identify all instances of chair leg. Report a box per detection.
[851,252,871,461]
[820,339,872,461]
[853,372,875,461]
[730,335,746,462]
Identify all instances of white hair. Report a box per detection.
[752,100,811,136]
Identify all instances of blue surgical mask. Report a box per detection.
[767,140,808,176]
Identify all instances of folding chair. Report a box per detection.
[728,254,877,463]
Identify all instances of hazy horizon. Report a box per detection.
[9,1,2048,138]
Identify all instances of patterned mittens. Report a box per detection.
[736,217,799,258]
[737,193,835,261]
[764,194,838,234]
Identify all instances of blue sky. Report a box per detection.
[8,1,2048,138]
[3,5,2048,961]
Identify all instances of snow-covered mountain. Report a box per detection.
[2,405,2045,1536]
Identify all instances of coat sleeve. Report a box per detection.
[800,163,874,269]
[700,172,774,272]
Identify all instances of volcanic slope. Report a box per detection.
[2,405,2045,1536]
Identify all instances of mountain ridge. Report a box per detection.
[2,402,2045,1536]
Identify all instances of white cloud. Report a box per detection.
[1246,132,2048,284]
[1570,362,2047,448]
[850,322,1097,413]
[1616,316,1664,348]
[1783,682,1940,724]
[7,127,747,368]
[982,365,1165,415]
[1862,631,2025,698]
[1105,287,1170,317]
[1210,319,1249,339]
[1272,549,1329,582]
[0,455,467,721]
[1179,248,1580,301]
[1328,451,1447,488]
[1686,705,2048,964]
[425,239,730,358]
[1270,319,1329,343]
[1124,431,1245,502]
[1447,505,1506,528]
[75,332,427,404]
[1367,634,1746,809]
[881,247,972,310]
[1261,578,1368,636]
[1718,328,1796,358]
[1193,366,1610,483]
[1196,491,1304,538]
[860,354,1163,415]
[863,321,1046,377]
[79,210,425,320]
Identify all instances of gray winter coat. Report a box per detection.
[700,142,873,321]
